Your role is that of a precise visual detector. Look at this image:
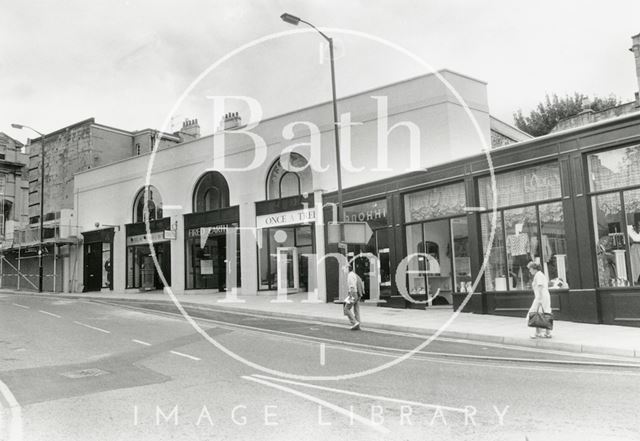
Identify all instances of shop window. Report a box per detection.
[266,153,312,200]
[478,163,561,209]
[588,145,640,192]
[279,172,301,198]
[258,225,313,291]
[185,225,241,290]
[539,202,568,283]
[482,201,567,291]
[481,212,506,291]
[588,146,640,287]
[193,171,229,212]
[592,188,640,287]
[404,216,466,304]
[133,186,163,223]
[451,217,471,291]
[404,182,466,222]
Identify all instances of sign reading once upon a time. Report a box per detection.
[256,208,316,229]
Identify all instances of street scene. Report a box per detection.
[2,1,640,440]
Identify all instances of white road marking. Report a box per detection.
[38,310,61,318]
[320,343,326,366]
[243,375,390,434]
[170,350,201,361]
[0,378,22,441]
[73,321,111,334]
[252,374,468,413]
[132,339,151,346]
[11,303,29,309]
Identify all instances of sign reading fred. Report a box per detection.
[256,208,316,229]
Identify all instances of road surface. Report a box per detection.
[1,293,638,441]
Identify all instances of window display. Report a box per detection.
[504,206,537,290]
[185,225,240,290]
[404,216,468,305]
[588,143,640,287]
[479,163,567,291]
[258,225,313,291]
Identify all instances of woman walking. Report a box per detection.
[527,261,552,338]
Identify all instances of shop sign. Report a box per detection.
[343,200,387,226]
[256,208,316,229]
[164,230,176,240]
[127,231,167,246]
[188,225,230,238]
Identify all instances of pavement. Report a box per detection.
[3,288,640,360]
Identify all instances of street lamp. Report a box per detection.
[280,12,344,224]
[11,123,46,292]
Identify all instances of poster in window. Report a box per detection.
[201,259,214,275]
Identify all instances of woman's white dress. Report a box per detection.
[530,271,551,313]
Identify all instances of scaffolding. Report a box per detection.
[0,219,80,292]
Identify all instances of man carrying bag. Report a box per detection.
[344,266,364,330]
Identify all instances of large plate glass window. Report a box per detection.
[589,145,640,287]
[479,163,567,291]
[403,182,468,305]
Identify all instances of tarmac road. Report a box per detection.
[1,293,639,441]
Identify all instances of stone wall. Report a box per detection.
[27,123,134,220]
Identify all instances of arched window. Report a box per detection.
[193,171,229,212]
[266,153,312,200]
[133,186,163,223]
[279,172,301,198]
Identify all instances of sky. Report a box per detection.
[2,0,639,143]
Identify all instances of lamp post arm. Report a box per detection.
[298,19,332,43]
[21,126,45,138]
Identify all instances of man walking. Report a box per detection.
[344,266,364,330]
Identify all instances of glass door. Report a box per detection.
[276,247,299,293]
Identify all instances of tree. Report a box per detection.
[513,93,621,137]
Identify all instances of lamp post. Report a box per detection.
[11,123,46,292]
[280,13,344,223]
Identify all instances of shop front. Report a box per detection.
[342,199,392,301]
[403,182,471,307]
[474,162,571,317]
[588,144,640,326]
[81,228,115,292]
[256,195,315,293]
[184,206,240,291]
[125,218,172,290]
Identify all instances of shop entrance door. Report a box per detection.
[84,242,102,292]
[141,255,155,290]
[276,247,299,292]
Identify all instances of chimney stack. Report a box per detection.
[631,32,640,107]
[220,112,242,131]
[179,118,201,141]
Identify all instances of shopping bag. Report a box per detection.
[527,306,554,330]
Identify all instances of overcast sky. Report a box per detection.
[2,0,639,142]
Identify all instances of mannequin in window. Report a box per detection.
[597,235,616,287]
[506,222,530,289]
[530,225,554,276]
[627,214,640,284]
